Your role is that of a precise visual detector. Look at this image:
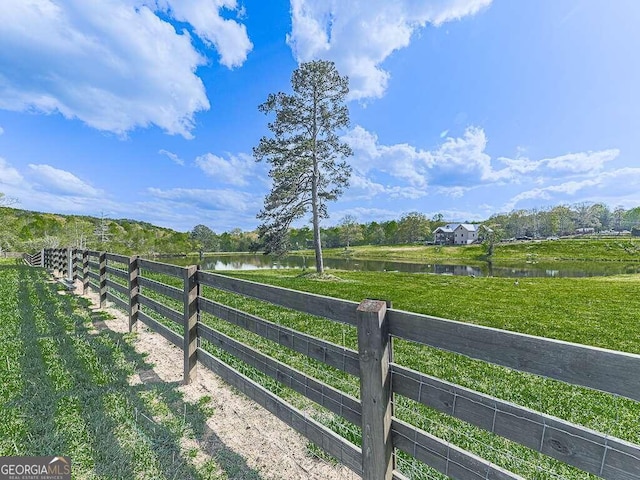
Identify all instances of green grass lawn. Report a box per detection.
[223,269,640,353]
[0,264,256,479]
[203,268,640,479]
[321,237,640,264]
[6,255,638,479]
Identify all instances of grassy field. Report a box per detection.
[0,263,256,479]
[198,268,640,479]
[6,255,639,479]
[321,237,640,264]
[223,269,640,353]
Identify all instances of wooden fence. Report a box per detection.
[34,248,640,480]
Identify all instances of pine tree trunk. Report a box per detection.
[311,85,324,274]
[311,166,324,274]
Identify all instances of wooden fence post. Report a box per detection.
[99,252,107,308]
[357,299,394,480]
[40,249,45,267]
[128,255,139,332]
[183,265,199,384]
[66,247,73,283]
[82,250,89,294]
[58,249,63,277]
[72,249,79,282]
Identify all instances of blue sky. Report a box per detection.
[1,0,639,232]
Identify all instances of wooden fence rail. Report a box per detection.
[39,248,640,480]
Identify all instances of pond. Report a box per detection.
[162,253,640,278]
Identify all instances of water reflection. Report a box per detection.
[162,254,640,278]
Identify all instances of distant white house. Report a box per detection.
[433,223,480,245]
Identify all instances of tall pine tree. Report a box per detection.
[254,60,352,273]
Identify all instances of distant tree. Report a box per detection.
[573,202,595,230]
[320,226,341,248]
[338,215,363,248]
[396,212,430,244]
[624,207,640,229]
[364,222,385,245]
[550,205,575,236]
[191,224,217,252]
[0,192,18,207]
[69,219,94,249]
[479,224,502,257]
[382,220,398,244]
[254,60,352,273]
[431,213,444,223]
[289,226,312,250]
[589,203,612,231]
[94,212,112,244]
[613,206,626,231]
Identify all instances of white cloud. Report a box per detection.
[158,149,184,166]
[28,164,101,197]
[0,157,24,185]
[343,126,620,203]
[287,0,492,100]
[158,0,253,68]
[344,125,626,209]
[0,126,4,135]
[194,152,256,186]
[344,125,499,189]
[541,149,619,173]
[0,0,251,137]
[502,167,640,211]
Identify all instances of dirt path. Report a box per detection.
[79,286,358,480]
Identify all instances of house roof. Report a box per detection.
[456,223,478,232]
[433,223,480,233]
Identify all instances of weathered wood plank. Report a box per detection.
[138,277,183,301]
[105,278,129,296]
[199,297,360,376]
[138,294,182,325]
[87,270,100,282]
[387,309,640,401]
[357,299,393,480]
[392,364,640,479]
[105,265,128,280]
[183,265,199,384]
[392,418,523,480]
[197,323,361,425]
[197,347,363,476]
[99,252,107,308]
[86,250,102,257]
[87,260,100,271]
[198,271,359,326]
[138,259,185,278]
[128,256,139,333]
[138,311,182,348]
[105,252,129,264]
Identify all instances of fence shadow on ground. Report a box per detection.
[6,265,263,480]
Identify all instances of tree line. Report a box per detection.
[189,203,640,254]
[0,206,193,256]
[1,200,639,258]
